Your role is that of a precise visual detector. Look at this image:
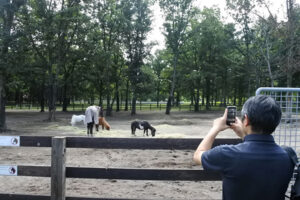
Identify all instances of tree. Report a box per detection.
[89,0,125,116]
[121,0,152,115]
[21,0,86,120]
[181,8,235,110]
[252,0,300,87]
[226,0,256,97]
[0,0,26,131]
[285,0,300,86]
[179,9,203,111]
[159,0,195,114]
[151,50,168,108]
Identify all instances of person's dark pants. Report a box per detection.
[87,122,94,136]
[87,117,94,136]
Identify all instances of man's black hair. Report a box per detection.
[241,95,282,134]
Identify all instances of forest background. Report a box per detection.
[0,0,300,131]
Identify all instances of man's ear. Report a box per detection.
[243,115,250,127]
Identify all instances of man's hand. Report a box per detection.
[211,109,229,132]
[230,117,247,139]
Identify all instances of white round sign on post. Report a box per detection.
[0,136,20,146]
[0,166,18,176]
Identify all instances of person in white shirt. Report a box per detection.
[85,105,101,136]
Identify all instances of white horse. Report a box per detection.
[71,115,86,126]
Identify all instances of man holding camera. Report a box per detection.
[193,95,295,200]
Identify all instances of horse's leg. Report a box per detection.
[132,127,136,135]
[102,118,106,130]
[144,129,148,136]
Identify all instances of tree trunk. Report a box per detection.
[233,84,237,106]
[176,92,180,107]
[166,96,172,115]
[238,95,243,107]
[286,0,295,87]
[106,94,112,117]
[156,82,160,108]
[263,37,274,87]
[40,83,45,112]
[194,87,200,112]
[222,69,227,106]
[15,89,20,106]
[131,93,137,115]
[62,82,68,112]
[0,0,14,131]
[48,73,57,121]
[0,73,6,132]
[202,88,205,106]
[125,80,129,111]
[166,54,178,115]
[110,95,116,114]
[287,73,293,87]
[116,81,120,112]
[98,81,103,107]
[205,77,210,110]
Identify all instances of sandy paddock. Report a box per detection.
[0,110,238,199]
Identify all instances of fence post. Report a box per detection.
[51,137,66,200]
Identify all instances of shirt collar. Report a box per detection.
[244,134,275,142]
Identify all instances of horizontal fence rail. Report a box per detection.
[0,194,192,200]
[16,165,222,181]
[17,136,242,149]
[0,194,157,200]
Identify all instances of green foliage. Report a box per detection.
[1,0,300,116]
[121,0,152,113]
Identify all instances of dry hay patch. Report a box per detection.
[158,118,194,126]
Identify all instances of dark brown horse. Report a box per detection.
[131,121,156,137]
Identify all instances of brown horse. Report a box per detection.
[96,117,110,131]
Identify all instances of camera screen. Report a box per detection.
[228,111,235,119]
[227,106,236,125]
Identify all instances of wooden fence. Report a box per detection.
[0,136,242,200]
[5,103,197,112]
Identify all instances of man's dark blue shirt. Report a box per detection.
[201,134,294,200]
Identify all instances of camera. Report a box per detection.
[226,106,237,126]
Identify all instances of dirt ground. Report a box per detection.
[0,109,238,200]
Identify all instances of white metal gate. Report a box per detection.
[256,87,300,155]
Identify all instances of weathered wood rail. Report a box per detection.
[0,136,242,200]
